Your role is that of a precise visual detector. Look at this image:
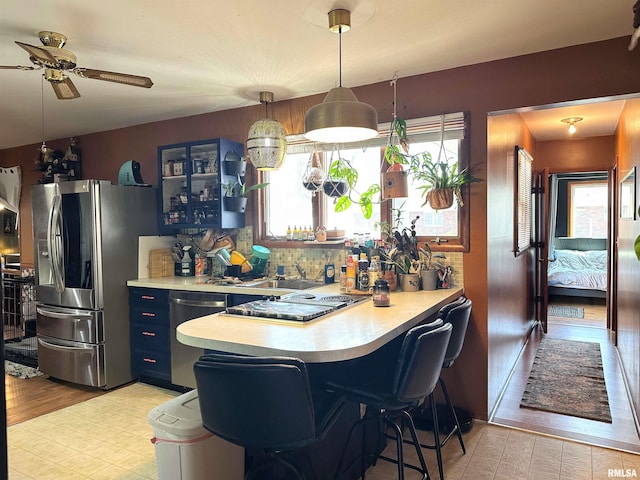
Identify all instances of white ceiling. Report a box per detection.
[0,0,635,150]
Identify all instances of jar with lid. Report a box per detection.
[372,279,391,307]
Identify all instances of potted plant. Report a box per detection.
[418,242,446,290]
[324,157,381,219]
[381,117,410,199]
[379,212,421,291]
[222,174,269,212]
[408,150,480,210]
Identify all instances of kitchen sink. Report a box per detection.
[238,278,323,290]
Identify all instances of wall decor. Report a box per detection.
[619,166,636,220]
[514,146,533,257]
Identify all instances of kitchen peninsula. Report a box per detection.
[176,284,463,362]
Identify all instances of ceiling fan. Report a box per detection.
[0,31,153,99]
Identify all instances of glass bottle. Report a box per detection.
[373,279,391,307]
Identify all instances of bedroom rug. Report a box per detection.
[520,337,612,423]
[548,305,584,319]
[4,360,44,379]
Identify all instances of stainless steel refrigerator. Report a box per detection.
[32,180,157,389]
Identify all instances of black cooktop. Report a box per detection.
[225,292,367,322]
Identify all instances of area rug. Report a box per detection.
[4,360,44,379]
[520,337,612,423]
[548,305,584,319]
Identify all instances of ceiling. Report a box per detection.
[0,0,635,150]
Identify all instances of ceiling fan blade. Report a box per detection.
[0,65,37,70]
[50,77,81,100]
[15,41,58,67]
[73,68,153,88]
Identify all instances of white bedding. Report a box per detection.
[547,249,607,291]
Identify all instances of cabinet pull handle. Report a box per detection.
[142,331,156,337]
[142,312,156,317]
[141,295,156,300]
[143,358,157,363]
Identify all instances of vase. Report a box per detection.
[322,179,349,197]
[420,269,438,290]
[426,188,454,210]
[223,155,247,176]
[398,273,420,292]
[223,196,247,212]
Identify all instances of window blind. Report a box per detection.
[285,112,466,154]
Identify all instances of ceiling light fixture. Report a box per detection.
[246,91,287,170]
[304,9,378,144]
[561,116,583,135]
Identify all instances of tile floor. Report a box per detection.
[6,382,640,479]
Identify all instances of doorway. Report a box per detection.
[488,98,640,452]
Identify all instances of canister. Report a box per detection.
[372,279,390,307]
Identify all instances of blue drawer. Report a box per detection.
[131,348,171,381]
[131,322,170,352]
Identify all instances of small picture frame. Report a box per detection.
[620,166,636,220]
[3,213,15,235]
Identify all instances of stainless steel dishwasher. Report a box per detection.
[169,290,227,388]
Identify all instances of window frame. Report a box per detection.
[254,112,472,253]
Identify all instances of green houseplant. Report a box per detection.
[222,174,269,212]
[408,151,480,210]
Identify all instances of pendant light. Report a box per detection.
[304,9,378,144]
[246,91,287,170]
[561,116,583,135]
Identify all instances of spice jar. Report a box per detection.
[372,279,390,307]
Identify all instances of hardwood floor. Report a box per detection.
[4,374,106,427]
[491,297,640,453]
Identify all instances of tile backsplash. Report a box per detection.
[235,226,464,287]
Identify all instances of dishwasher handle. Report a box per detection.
[170,297,226,308]
[168,291,227,309]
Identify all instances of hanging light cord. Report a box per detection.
[338,27,343,87]
[40,75,47,153]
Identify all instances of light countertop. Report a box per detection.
[176,284,463,363]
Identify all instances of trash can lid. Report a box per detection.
[148,389,208,438]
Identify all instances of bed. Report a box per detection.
[547,237,607,299]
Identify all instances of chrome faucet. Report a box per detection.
[294,261,307,280]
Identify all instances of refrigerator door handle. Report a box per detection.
[48,194,65,293]
[36,305,94,320]
[38,338,94,353]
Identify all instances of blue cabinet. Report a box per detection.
[158,138,245,233]
[129,287,171,383]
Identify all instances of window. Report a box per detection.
[258,112,471,251]
[568,181,608,238]
[514,146,533,257]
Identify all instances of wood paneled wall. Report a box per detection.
[2,36,640,420]
[615,99,640,417]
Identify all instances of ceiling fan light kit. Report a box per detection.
[304,9,378,144]
[2,31,153,100]
[246,91,287,170]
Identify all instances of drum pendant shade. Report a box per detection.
[304,9,377,144]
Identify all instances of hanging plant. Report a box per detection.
[302,150,325,196]
[325,156,381,219]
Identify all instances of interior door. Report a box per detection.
[533,168,550,333]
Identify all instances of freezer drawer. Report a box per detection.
[36,304,103,344]
[37,335,105,387]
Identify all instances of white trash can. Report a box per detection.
[148,389,244,480]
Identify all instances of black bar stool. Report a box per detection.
[194,353,345,480]
[328,319,453,480]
